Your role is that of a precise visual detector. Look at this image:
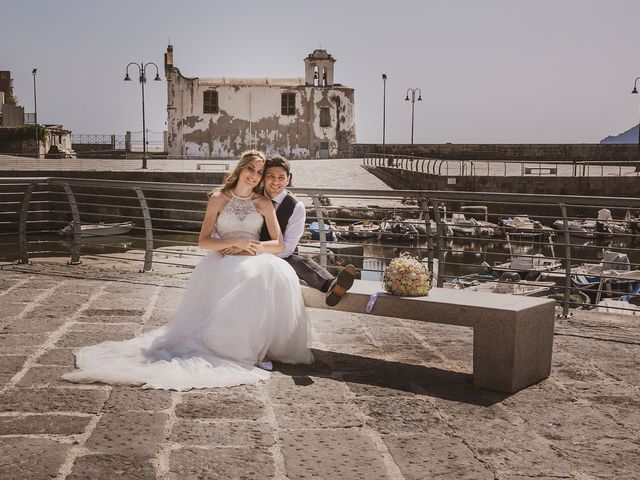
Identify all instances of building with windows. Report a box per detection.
[164,45,356,159]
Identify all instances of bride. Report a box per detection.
[63,150,313,390]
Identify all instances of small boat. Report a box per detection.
[488,253,563,278]
[59,221,134,237]
[447,271,555,297]
[308,221,338,242]
[497,216,554,239]
[379,215,420,243]
[570,251,640,303]
[445,213,497,238]
[553,219,599,239]
[335,220,381,240]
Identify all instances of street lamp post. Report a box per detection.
[124,62,161,169]
[32,68,38,158]
[404,87,422,145]
[382,74,387,156]
[631,77,640,171]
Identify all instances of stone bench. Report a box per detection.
[302,280,556,393]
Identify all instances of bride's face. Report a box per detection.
[238,158,264,189]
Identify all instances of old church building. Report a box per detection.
[164,45,356,159]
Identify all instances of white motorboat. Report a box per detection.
[59,221,135,237]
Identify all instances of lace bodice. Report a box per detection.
[215,192,263,240]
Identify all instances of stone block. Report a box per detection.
[86,411,169,455]
[273,403,363,429]
[0,355,26,374]
[354,397,446,435]
[0,387,109,414]
[280,429,389,480]
[266,375,350,404]
[176,392,265,420]
[382,433,494,479]
[0,414,90,435]
[36,348,76,366]
[104,387,173,412]
[0,437,70,480]
[0,333,46,347]
[170,419,274,447]
[68,454,156,480]
[17,366,71,387]
[2,314,67,333]
[170,446,274,480]
[55,330,134,347]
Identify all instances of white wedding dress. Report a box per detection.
[62,192,314,390]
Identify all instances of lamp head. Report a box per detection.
[32,68,37,75]
[382,74,387,80]
[632,87,638,94]
[124,73,131,81]
[405,95,409,101]
[417,95,423,101]
[154,73,161,81]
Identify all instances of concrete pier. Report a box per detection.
[1,256,639,479]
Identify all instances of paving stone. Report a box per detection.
[435,401,575,478]
[266,375,350,404]
[17,365,72,387]
[383,433,495,479]
[314,331,374,346]
[274,403,363,429]
[104,387,173,411]
[0,437,70,480]
[176,392,266,420]
[280,429,390,480]
[383,343,446,366]
[0,354,27,374]
[86,411,169,455]
[169,446,274,480]
[0,413,90,435]
[68,454,156,480]
[36,348,76,366]
[554,437,640,480]
[170,419,274,447]
[82,308,146,318]
[2,314,67,333]
[154,291,183,310]
[0,332,46,347]
[55,329,134,347]
[76,314,145,324]
[2,302,29,316]
[91,298,149,310]
[69,323,138,334]
[146,307,174,326]
[0,387,109,414]
[354,397,445,434]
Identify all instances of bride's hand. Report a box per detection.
[234,238,261,255]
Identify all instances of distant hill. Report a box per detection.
[600,124,639,144]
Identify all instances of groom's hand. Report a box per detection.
[221,246,245,256]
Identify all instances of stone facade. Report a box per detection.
[164,46,356,159]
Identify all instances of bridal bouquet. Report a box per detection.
[382,253,432,297]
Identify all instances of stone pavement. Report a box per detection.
[1,258,639,479]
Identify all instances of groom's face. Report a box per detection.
[263,166,291,199]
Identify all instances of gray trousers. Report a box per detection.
[284,254,334,292]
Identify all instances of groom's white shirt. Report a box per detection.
[271,189,306,258]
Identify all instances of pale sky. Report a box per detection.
[2,0,640,145]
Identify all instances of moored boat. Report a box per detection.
[59,221,135,237]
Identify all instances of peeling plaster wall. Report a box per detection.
[166,67,355,159]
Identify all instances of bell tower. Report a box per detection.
[304,49,336,87]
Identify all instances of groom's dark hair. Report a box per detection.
[264,155,291,177]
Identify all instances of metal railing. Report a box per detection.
[362,153,640,177]
[2,176,640,318]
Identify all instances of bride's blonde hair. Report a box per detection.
[212,150,266,196]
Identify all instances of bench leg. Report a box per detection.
[472,304,555,393]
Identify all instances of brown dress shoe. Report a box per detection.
[325,264,356,306]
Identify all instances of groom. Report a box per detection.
[260,155,355,306]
